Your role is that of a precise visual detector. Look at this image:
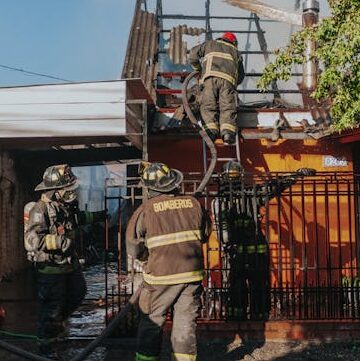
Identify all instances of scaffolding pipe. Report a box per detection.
[302,0,320,91]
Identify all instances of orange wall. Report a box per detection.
[149,135,356,287]
[149,136,353,173]
[240,138,353,173]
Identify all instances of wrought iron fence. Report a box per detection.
[104,171,360,323]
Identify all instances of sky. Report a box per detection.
[0,0,330,87]
[0,0,134,86]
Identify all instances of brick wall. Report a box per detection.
[0,151,32,279]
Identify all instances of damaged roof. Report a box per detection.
[121,0,333,140]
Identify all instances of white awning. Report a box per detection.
[0,80,127,138]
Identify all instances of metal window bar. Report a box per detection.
[104,172,360,324]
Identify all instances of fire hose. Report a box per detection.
[182,71,217,196]
[0,286,142,361]
[0,73,216,361]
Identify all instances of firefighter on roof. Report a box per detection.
[189,32,245,145]
[24,164,106,359]
[126,161,211,361]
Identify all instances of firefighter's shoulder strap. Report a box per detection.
[23,201,36,234]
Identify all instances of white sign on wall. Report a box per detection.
[323,156,348,167]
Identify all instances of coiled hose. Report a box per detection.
[181,71,217,197]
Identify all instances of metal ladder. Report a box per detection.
[203,133,241,175]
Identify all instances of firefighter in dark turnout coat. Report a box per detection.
[215,162,316,320]
[189,32,245,145]
[24,164,105,358]
[126,162,211,361]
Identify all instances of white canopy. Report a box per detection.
[0,80,126,138]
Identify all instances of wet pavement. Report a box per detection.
[0,264,120,337]
[0,263,119,360]
[68,263,113,339]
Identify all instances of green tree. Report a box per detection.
[258,0,360,131]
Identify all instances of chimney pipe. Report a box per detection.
[302,0,319,91]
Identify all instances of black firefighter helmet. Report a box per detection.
[35,164,77,192]
[222,161,244,179]
[139,161,183,193]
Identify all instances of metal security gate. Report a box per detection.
[104,171,360,323]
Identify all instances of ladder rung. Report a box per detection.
[237,89,300,94]
[161,30,264,34]
[215,143,237,148]
[211,158,238,162]
[158,72,190,78]
[157,107,177,113]
[156,89,182,95]
[210,30,265,34]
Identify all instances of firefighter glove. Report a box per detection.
[296,168,316,177]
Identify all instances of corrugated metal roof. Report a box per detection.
[168,25,205,65]
[121,8,159,101]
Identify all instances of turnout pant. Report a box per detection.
[36,269,87,344]
[228,253,270,320]
[136,282,202,361]
[199,77,238,139]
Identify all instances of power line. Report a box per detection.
[0,64,73,83]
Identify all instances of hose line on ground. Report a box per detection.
[181,71,217,197]
[0,285,142,361]
[0,330,39,340]
[70,285,141,361]
[0,339,51,361]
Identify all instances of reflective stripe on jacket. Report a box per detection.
[143,270,204,285]
[126,194,211,285]
[237,244,268,254]
[189,39,245,86]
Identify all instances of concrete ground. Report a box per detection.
[193,339,360,361]
[1,338,360,361]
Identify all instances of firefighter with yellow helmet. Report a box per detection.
[24,164,106,359]
[126,162,211,361]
